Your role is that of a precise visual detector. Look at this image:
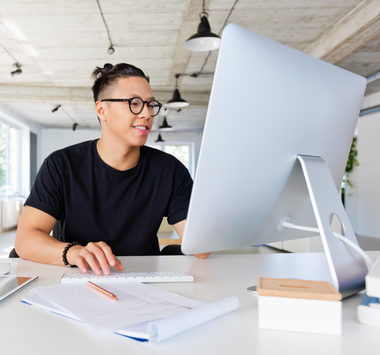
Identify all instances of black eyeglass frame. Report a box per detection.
[101,97,162,117]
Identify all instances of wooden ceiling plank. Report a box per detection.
[305,0,380,63]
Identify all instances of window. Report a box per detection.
[148,143,194,177]
[0,120,20,195]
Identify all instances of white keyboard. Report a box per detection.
[61,271,194,283]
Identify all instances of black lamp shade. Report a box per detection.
[155,134,165,143]
[159,117,173,131]
[184,16,221,51]
[165,88,189,108]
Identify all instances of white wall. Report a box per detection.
[346,110,380,238]
[345,91,380,238]
[40,128,101,166]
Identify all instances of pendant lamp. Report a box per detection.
[184,1,220,52]
[159,117,173,131]
[155,134,165,143]
[165,74,189,109]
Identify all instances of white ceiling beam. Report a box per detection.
[0,85,93,104]
[361,90,380,110]
[0,84,210,107]
[304,0,380,64]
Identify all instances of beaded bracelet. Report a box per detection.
[62,241,81,266]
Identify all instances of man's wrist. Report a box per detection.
[64,243,83,266]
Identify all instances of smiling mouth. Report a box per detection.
[133,125,148,131]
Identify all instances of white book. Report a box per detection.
[366,256,380,298]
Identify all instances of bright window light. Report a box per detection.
[0,120,20,195]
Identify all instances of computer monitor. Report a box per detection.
[181,24,368,298]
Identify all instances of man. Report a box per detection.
[15,63,210,275]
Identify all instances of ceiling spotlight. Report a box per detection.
[184,0,220,52]
[165,74,189,109]
[107,45,115,55]
[159,117,173,131]
[155,134,165,143]
[11,63,22,76]
[52,105,61,113]
[72,123,78,131]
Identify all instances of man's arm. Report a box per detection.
[173,219,212,259]
[15,206,123,275]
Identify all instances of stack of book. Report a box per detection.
[358,256,380,327]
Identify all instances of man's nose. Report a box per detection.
[138,103,152,119]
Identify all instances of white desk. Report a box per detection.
[1,251,379,355]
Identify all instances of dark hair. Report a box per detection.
[91,63,150,102]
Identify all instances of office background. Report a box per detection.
[0,0,380,242]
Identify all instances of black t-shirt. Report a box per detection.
[25,140,193,256]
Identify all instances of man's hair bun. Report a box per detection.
[91,63,114,80]
[103,63,113,72]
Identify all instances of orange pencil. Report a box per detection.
[87,281,118,301]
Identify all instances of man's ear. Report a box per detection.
[95,101,107,123]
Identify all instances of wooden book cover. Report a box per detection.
[257,277,342,301]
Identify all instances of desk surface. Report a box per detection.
[1,251,379,355]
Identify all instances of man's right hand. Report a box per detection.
[15,206,123,275]
[67,241,124,276]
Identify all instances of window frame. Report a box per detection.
[0,120,21,196]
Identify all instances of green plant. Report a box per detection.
[342,137,359,192]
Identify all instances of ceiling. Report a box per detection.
[0,0,379,132]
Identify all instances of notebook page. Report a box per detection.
[32,282,206,331]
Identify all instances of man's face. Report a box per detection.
[99,76,155,147]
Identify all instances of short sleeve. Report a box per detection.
[166,164,193,225]
[24,155,63,220]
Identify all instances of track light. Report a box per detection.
[155,134,165,143]
[11,63,22,76]
[52,105,61,113]
[165,74,189,109]
[72,123,78,131]
[184,0,220,51]
[107,45,115,55]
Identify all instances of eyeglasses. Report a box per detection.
[101,97,162,117]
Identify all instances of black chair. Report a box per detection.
[8,248,19,258]
[160,244,184,255]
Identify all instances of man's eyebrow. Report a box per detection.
[128,95,156,100]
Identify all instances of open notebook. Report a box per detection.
[22,282,238,343]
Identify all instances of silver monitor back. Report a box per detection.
[181,24,366,256]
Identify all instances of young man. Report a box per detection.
[15,63,210,275]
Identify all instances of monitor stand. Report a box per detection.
[296,154,367,298]
[248,155,368,298]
